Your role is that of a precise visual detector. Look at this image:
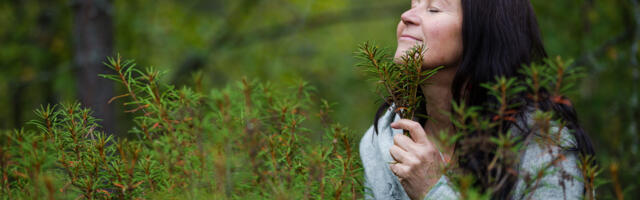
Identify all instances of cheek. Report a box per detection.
[397,21,404,38]
[423,22,462,66]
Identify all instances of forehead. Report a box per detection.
[418,0,455,7]
[435,0,452,5]
[435,0,457,8]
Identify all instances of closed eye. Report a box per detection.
[428,7,441,13]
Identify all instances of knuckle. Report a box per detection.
[393,133,402,141]
[424,145,436,153]
[390,165,399,175]
[393,165,405,175]
[397,134,408,142]
[407,157,420,166]
[409,122,422,130]
[393,145,402,152]
[420,143,434,152]
[415,152,427,161]
[399,165,410,174]
[417,147,435,160]
[389,146,398,155]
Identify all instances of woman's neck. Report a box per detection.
[420,65,458,158]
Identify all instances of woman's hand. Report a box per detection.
[389,119,444,200]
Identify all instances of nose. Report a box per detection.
[401,9,419,26]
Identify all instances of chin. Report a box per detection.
[394,47,410,63]
[392,52,405,64]
[394,44,424,64]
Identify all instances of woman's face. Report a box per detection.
[395,0,463,69]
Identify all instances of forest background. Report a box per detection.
[0,0,638,198]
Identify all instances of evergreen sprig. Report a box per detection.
[358,42,442,137]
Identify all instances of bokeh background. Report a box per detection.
[1,0,638,198]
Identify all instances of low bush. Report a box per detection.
[1,55,362,199]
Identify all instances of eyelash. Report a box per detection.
[428,7,440,13]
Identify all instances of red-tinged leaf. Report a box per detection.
[125,104,149,113]
[492,115,500,121]
[504,109,518,115]
[130,181,144,189]
[504,116,516,122]
[526,93,535,100]
[551,154,567,165]
[552,96,572,106]
[151,122,160,130]
[113,182,126,189]
[395,106,408,113]
[59,182,71,193]
[108,93,130,104]
[97,189,111,197]
[12,170,27,178]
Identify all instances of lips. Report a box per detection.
[400,34,422,41]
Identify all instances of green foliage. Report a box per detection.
[0,46,625,200]
[1,55,363,199]
[1,0,639,198]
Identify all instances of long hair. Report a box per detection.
[372,0,595,198]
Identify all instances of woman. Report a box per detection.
[359,0,596,199]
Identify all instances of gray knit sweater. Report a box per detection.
[359,106,585,200]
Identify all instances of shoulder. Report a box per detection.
[511,109,585,199]
[510,108,579,150]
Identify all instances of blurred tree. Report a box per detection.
[71,0,115,133]
[0,0,73,129]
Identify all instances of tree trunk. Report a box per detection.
[71,0,115,134]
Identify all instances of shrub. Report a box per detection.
[1,55,362,199]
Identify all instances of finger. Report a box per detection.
[389,162,411,178]
[390,119,429,144]
[389,145,417,165]
[393,133,418,152]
